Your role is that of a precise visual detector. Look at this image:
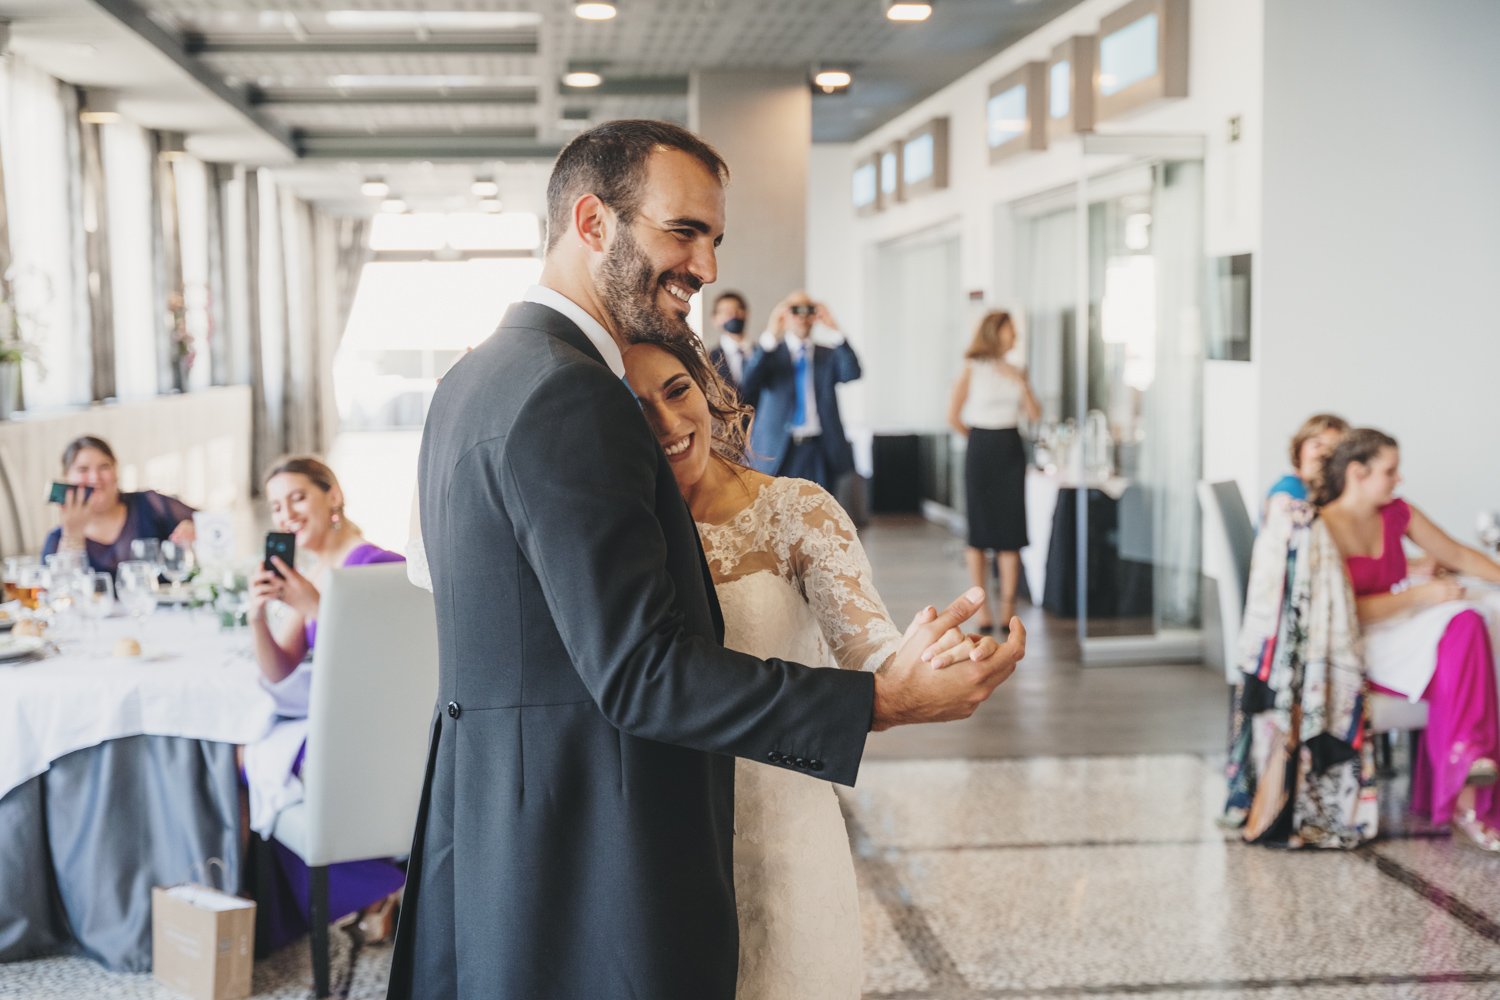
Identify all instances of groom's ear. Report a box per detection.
[573,193,611,253]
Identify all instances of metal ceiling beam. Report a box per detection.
[560,76,689,97]
[187,35,538,56]
[296,130,559,160]
[82,0,297,155]
[253,86,539,106]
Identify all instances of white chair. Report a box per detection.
[267,563,438,997]
[1197,480,1255,684]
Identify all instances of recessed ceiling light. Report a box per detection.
[361,177,391,198]
[471,177,500,197]
[381,197,408,214]
[812,69,853,94]
[563,70,604,88]
[574,1,618,20]
[887,1,933,21]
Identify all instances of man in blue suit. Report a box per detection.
[741,290,862,490]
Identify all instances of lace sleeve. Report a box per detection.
[783,481,904,673]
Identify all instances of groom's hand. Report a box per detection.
[871,588,1024,731]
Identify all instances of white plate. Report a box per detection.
[0,635,45,662]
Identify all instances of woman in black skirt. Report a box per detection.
[947,310,1040,633]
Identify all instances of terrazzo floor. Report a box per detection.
[7,517,1499,999]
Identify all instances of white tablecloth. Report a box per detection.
[0,613,277,800]
[1363,580,1500,701]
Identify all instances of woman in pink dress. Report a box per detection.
[1319,428,1500,850]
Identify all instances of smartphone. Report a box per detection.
[264,531,296,578]
[48,482,95,505]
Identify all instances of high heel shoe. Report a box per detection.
[1467,758,1500,787]
[356,891,400,945]
[1452,810,1500,853]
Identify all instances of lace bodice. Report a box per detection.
[697,476,902,674]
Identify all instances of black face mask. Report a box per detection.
[722,318,745,335]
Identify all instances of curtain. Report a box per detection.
[1142,160,1205,627]
[152,132,184,393]
[0,54,88,409]
[80,112,115,402]
[102,121,159,400]
[204,164,229,387]
[312,213,371,452]
[172,155,213,392]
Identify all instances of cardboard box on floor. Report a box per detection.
[152,883,256,1000]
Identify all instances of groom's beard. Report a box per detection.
[599,223,699,346]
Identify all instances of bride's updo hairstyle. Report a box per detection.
[1315,427,1397,507]
[640,336,754,464]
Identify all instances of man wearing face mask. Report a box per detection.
[707,290,749,392]
[741,290,862,491]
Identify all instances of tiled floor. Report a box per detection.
[9,517,1500,999]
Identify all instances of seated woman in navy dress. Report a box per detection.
[42,436,196,574]
[242,456,405,946]
[1265,413,1348,509]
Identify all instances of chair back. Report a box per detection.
[297,563,437,866]
[1198,480,1255,682]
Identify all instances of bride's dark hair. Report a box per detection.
[637,336,755,465]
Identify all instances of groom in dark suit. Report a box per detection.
[388,120,1024,1000]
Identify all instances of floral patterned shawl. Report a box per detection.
[1223,497,1377,848]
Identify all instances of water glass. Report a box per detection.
[130,538,163,573]
[2,555,38,604]
[73,572,114,649]
[160,540,196,589]
[116,560,160,637]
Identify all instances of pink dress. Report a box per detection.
[1347,499,1500,825]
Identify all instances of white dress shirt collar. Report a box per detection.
[521,284,625,379]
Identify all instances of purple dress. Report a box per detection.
[41,490,195,576]
[261,542,408,951]
[1349,500,1500,826]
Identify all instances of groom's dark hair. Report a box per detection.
[545,119,729,251]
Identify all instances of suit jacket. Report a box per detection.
[742,338,861,478]
[708,344,740,393]
[387,301,876,1000]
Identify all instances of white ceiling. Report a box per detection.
[0,0,1083,214]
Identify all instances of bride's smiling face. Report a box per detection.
[624,343,712,493]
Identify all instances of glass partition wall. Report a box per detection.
[1015,137,1206,663]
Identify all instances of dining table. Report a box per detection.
[0,606,277,971]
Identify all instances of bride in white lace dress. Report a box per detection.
[406,341,1014,999]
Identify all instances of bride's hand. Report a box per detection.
[898,608,998,670]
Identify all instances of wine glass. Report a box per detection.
[73,572,114,650]
[116,560,160,640]
[130,538,163,574]
[1479,512,1500,556]
[159,540,196,595]
[3,555,38,605]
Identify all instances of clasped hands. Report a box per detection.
[873,587,1025,731]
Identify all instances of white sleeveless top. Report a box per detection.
[961,359,1023,429]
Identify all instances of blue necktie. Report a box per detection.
[791,346,808,427]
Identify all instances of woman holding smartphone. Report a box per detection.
[243,456,406,946]
[42,435,196,576]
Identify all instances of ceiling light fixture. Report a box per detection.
[380,197,408,214]
[361,177,390,198]
[811,68,853,94]
[479,199,504,213]
[80,90,122,125]
[471,177,500,197]
[562,69,604,88]
[886,1,933,22]
[574,1,618,20]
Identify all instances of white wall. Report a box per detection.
[1258,0,1500,535]
[808,0,1264,502]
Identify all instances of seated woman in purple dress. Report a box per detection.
[42,436,196,575]
[242,456,405,946]
[1320,429,1500,851]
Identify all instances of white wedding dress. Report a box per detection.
[405,476,901,999]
